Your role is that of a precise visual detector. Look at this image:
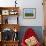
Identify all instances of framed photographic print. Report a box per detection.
[2,10,9,15]
[23,8,36,19]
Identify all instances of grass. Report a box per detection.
[25,13,33,17]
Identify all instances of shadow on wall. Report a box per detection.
[18,26,43,44]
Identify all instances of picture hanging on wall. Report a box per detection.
[23,8,36,19]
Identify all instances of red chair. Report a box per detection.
[21,28,41,46]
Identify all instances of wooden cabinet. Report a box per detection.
[0,7,19,46]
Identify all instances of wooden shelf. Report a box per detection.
[0,7,20,46]
[0,24,20,32]
[0,7,19,10]
[2,40,19,42]
[1,40,19,46]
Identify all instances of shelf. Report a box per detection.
[1,15,18,24]
[0,7,19,24]
[2,41,19,46]
[0,24,20,32]
[0,7,19,46]
[2,40,19,43]
[0,7,19,10]
[0,7,19,15]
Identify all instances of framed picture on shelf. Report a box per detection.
[23,8,36,19]
[2,10,9,15]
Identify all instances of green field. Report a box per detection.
[25,13,33,16]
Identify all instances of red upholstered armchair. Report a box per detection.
[21,28,41,46]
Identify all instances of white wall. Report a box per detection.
[18,0,44,26]
[0,0,15,7]
[0,0,44,26]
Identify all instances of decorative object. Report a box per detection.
[2,10,9,15]
[1,28,13,41]
[13,32,18,41]
[21,28,41,46]
[2,16,8,24]
[14,28,17,32]
[9,10,18,15]
[5,18,8,24]
[25,36,38,46]
[23,8,36,19]
[15,0,17,7]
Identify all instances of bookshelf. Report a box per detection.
[0,7,20,46]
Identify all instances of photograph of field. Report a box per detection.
[23,8,36,19]
[25,13,33,17]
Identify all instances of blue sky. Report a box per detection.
[24,9,33,13]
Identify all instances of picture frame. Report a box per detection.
[23,8,36,19]
[2,10,9,15]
